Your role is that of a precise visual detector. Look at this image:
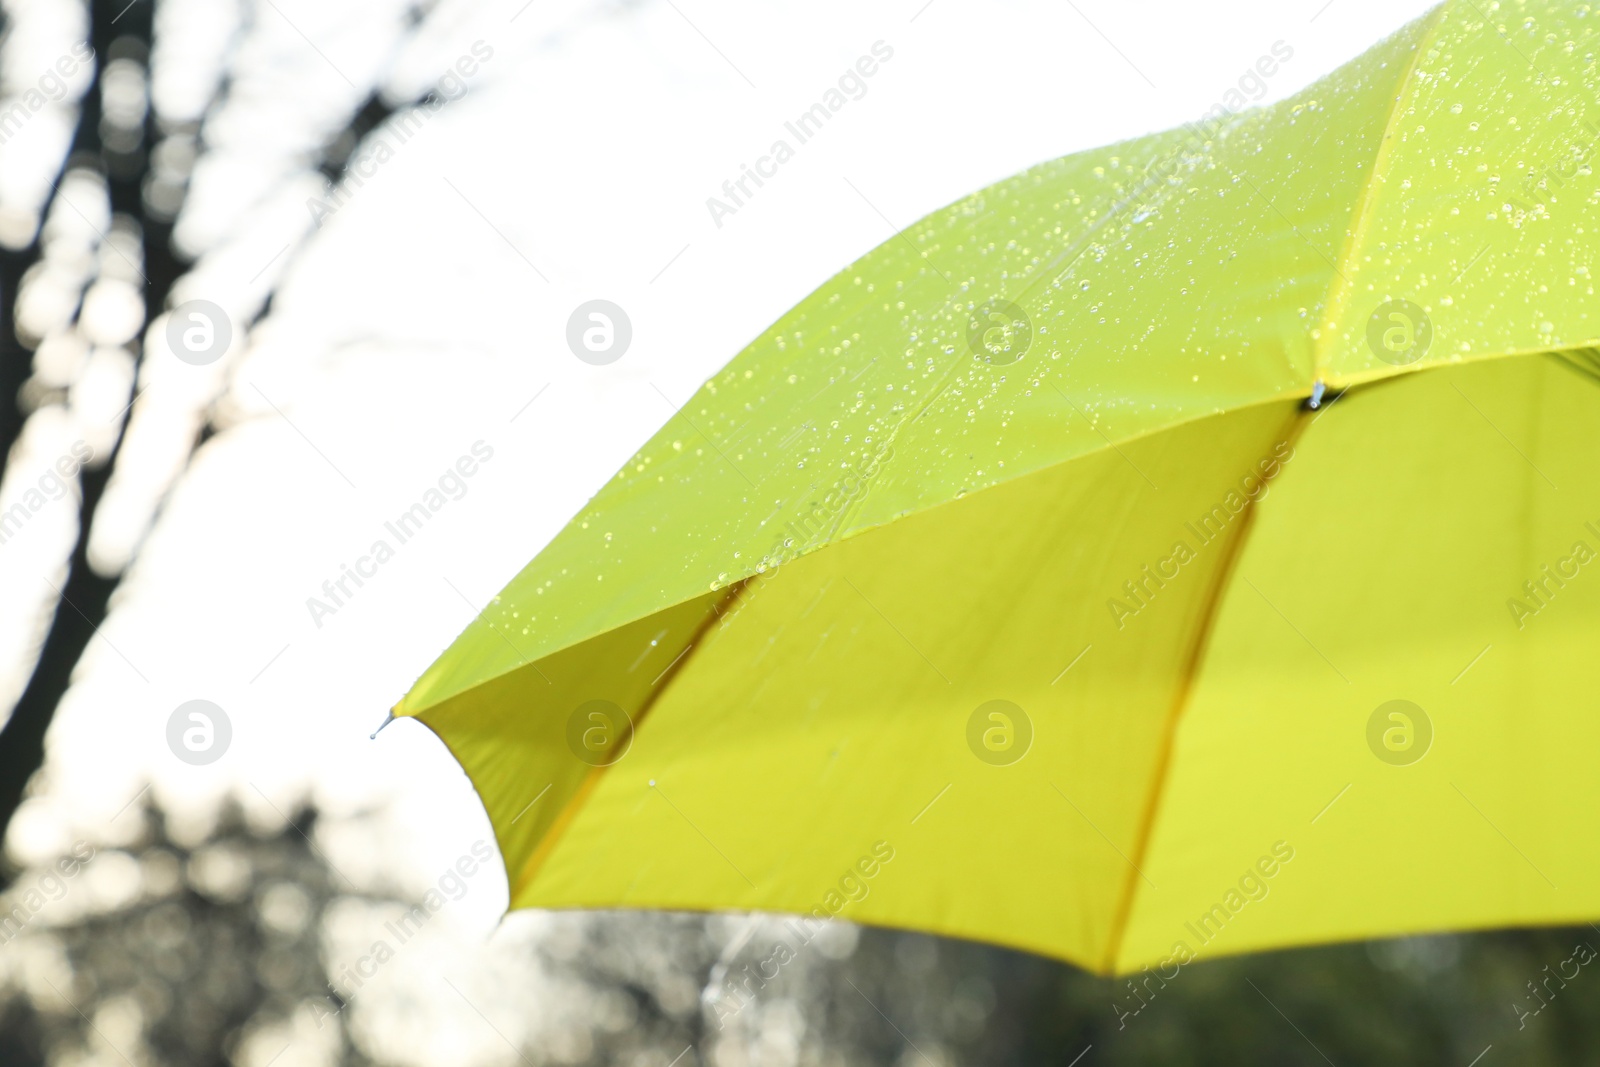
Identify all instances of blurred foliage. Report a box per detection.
[2,791,1599,1065]
[0,798,385,1066]
[840,924,1600,1066]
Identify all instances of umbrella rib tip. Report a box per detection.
[370,712,396,740]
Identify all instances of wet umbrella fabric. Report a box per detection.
[395,2,1600,974]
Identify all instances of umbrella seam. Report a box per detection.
[1311,0,1453,383]
[510,579,754,904]
[1100,403,1313,974]
[399,338,1600,719]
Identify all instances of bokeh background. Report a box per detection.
[2,0,1599,1063]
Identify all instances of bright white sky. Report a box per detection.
[0,0,1442,1061]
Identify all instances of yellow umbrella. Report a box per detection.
[393,0,1600,976]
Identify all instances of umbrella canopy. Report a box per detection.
[395,0,1600,975]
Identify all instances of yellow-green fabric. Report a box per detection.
[398,1,1600,974]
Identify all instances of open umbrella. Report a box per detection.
[391,0,1600,976]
